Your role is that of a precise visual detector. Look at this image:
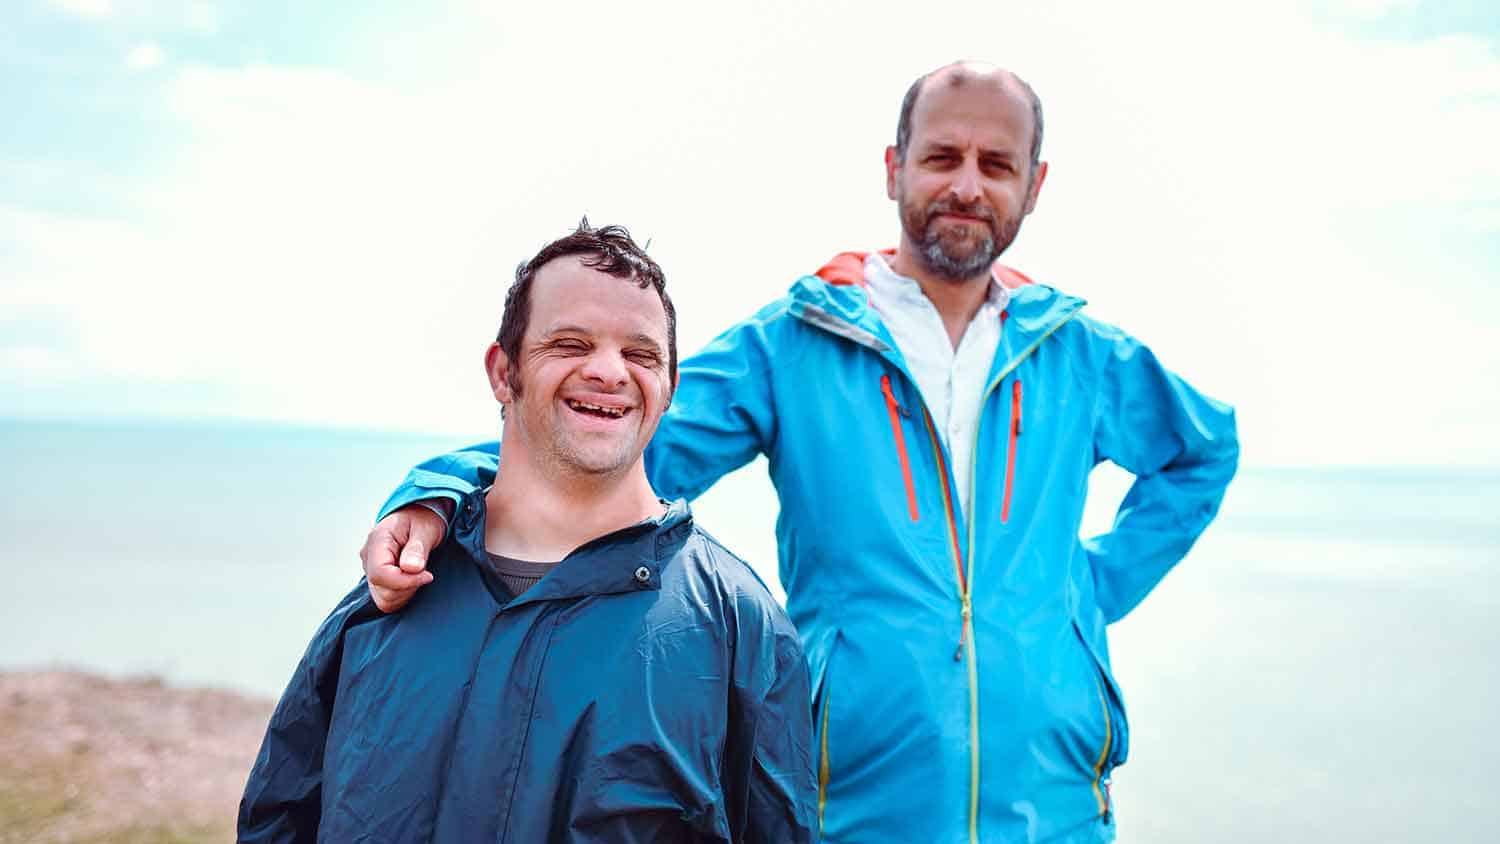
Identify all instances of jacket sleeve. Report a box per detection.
[375,441,499,521]
[238,583,380,843]
[724,589,818,844]
[645,310,780,501]
[1083,326,1239,623]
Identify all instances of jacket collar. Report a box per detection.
[789,249,1086,378]
[452,489,692,609]
[986,281,1087,386]
[811,249,1036,291]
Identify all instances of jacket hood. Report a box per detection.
[811,249,1037,291]
[787,250,1086,373]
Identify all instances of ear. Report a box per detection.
[1023,160,1048,215]
[884,145,900,201]
[485,342,515,404]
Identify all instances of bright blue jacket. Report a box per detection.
[242,495,816,843]
[378,254,1239,843]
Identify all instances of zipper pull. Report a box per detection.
[1012,379,1023,436]
[881,375,911,418]
[953,601,972,661]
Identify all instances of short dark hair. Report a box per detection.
[495,218,677,394]
[894,66,1044,171]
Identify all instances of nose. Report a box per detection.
[579,348,629,388]
[950,160,982,204]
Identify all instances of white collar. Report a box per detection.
[864,252,1011,312]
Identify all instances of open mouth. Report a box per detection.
[565,399,629,419]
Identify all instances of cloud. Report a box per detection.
[48,0,113,19]
[125,42,164,69]
[184,1,219,34]
[1324,0,1421,19]
[4,0,1498,463]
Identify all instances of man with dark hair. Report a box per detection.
[361,62,1238,843]
[239,220,816,843]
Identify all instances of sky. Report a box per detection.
[2,0,1497,467]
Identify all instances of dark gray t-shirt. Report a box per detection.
[484,552,558,599]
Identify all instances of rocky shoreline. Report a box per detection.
[0,669,274,844]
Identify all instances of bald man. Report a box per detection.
[362,63,1239,843]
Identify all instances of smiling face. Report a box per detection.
[487,254,674,481]
[886,68,1047,284]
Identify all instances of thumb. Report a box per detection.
[399,538,430,574]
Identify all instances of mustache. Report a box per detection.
[925,199,998,226]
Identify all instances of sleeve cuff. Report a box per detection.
[413,497,454,526]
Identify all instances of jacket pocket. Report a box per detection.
[880,375,920,521]
[1070,619,1129,818]
[1001,379,1022,523]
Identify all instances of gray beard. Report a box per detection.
[918,233,998,282]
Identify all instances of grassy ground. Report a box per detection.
[0,671,272,844]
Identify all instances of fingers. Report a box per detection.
[360,521,398,574]
[369,570,432,613]
[361,507,441,613]
[398,507,446,574]
[368,531,433,610]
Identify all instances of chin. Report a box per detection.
[560,448,639,477]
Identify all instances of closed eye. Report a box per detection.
[546,339,590,354]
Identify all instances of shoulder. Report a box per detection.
[1062,313,1163,380]
[1005,283,1146,368]
[1068,311,1137,344]
[292,580,384,672]
[671,525,799,640]
[325,580,383,634]
[690,526,778,600]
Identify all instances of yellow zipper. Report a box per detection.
[818,687,832,832]
[958,308,1082,842]
[962,592,978,843]
[920,409,978,841]
[1090,676,1113,819]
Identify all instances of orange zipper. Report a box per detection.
[880,375,920,522]
[1001,379,1022,523]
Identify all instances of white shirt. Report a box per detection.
[863,253,1010,520]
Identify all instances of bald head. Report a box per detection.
[894,62,1044,169]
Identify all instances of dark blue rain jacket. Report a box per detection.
[239,493,816,843]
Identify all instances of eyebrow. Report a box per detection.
[921,141,1019,160]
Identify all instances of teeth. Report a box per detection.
[567,400,626,418]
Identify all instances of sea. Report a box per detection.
[2,417,1495,843]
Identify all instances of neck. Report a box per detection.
[483,439,664,562]
[890,240,992,349]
